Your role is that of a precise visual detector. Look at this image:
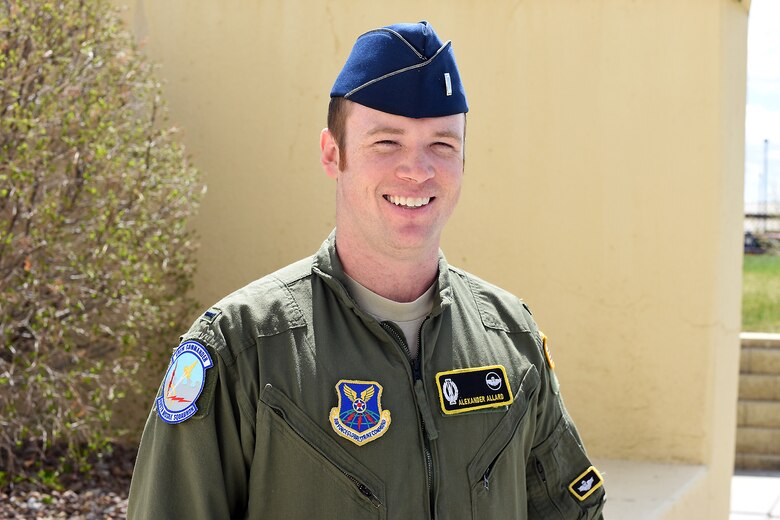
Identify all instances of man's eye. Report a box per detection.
[373,140,400,151]
[433,142,455,150]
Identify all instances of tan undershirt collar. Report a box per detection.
[343,275,435,359]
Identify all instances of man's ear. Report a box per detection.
[320,128,341,179]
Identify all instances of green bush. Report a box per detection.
[0,0,203,473]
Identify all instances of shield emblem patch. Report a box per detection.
[156,340,213,424]
[329,380,391,446]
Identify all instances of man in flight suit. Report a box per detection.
[128,21,606,519]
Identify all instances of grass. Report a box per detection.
[742,254,780,332]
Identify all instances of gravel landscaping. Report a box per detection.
[1,444,136,519]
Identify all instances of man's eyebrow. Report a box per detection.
[367,126,405,136]
[366,127,463,140]
[433,130,463,140]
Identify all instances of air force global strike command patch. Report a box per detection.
[329,380,391,446]
[156,340,213,424]
[436,365,513,415]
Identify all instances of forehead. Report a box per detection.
[346,102,465,139]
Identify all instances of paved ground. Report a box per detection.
[731,472,780,519]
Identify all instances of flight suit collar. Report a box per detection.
[311,229,453,321]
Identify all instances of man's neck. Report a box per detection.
[335,237,439,303]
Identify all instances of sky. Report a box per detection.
[745,0,780,210]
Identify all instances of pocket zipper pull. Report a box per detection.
[536,458,547,482]
[346,473,382,508]
[357,482,382,508]
[482,461,496,491]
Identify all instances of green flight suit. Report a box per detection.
[128,233,606,519]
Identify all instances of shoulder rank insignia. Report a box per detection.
[156,340,213,424]
[329,380,391,446]
[568,465,604,501]
[435,365,513,415]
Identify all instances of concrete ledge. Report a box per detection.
[594,459,707,520]
[739,374,780,401]
[738,401,780,428]
[737,427,780,455]
[735,453,780,472]
[741,332,780,349]
[741,348,780,374]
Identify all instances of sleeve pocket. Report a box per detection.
[526,417,606,519]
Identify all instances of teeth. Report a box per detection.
[387,195,431,208]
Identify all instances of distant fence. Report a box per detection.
[745,202,780,234]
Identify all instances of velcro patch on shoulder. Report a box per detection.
[200,307,222,324]
[435,365,513,415]
[155,340,216,424]
[568,466,604,501]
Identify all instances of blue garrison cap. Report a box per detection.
[330,21,468,118]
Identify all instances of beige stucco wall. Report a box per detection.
[115,0,748,517]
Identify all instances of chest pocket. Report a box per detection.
[251,384,387,520]
[467,366,540,519]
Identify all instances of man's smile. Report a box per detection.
[384,195,433,208]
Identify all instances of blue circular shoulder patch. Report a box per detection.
[156,340,213,424]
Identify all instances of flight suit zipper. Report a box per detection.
[380,320,436,519]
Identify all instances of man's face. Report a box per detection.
[321,102,465,260]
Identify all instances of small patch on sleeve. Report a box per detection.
[568,466,604,501]
[200,307,222,324]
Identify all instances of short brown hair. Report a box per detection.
[327,97,353,170]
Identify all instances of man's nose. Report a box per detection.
[396,149,435,183]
